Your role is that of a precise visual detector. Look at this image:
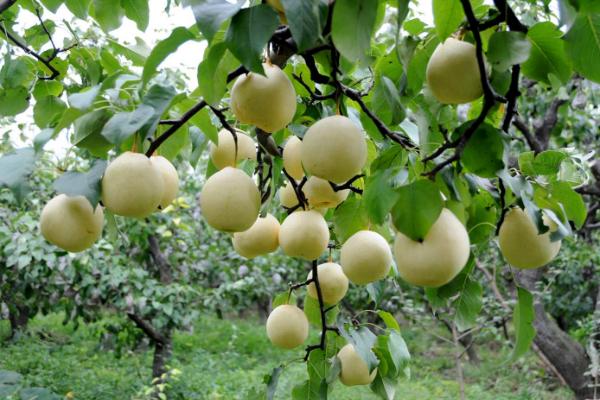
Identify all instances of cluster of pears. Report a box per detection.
[40,153,179,253]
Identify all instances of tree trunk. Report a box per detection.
[152,334,172,379]
[517,268,594,400]
[8,303,29,339]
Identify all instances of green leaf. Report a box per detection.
[33,96,67,128]
[53,159,108,208]
[272,291,296,308]
[432,0,464,41]
[326,356,341,384]
[387,330,410,374]
[454,280,483,331]
[370,374,397,400]
[68,85,101,110]
[0,147,36,202]
[189,126,207,168]
[333,196,369,242]
[191,0,243,43]
[140,84,177,140]
[564,10,600,83]
[121,0,150,31]
[339,326,379,373]
[487,31,532,71]
[332,0,378,64]
[363,169,405,225]
[460,122,505,178]
[0,87,29,116]
[522,22,572,84]
[511,287,536,361]
[65,0,91,19]
[159,124,189,160]
[377,310,400,331]
[281,0,326,52]
[39,0,62,12]
[225,5,279,73]
[466,191,497,245]
[73,109,114,157]
[101,105,155,144]
[0,56,34,88]
[391,180,443,241]
[34,129,54,152]
[197,42,238,105]
[32,80,63,100]
[551,182,587,229]
[371,76,405,126]
[92,0,125,32]
[142,27,196,86]
[532,150,568,175]
[396,0,410,27]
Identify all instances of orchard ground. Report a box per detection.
[0,313,571,400]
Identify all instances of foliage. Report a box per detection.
[0,0,598,398]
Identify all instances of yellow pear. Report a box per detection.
[279,210,329,260]
[40,194,104,252]
[209,129,256,170]
[233,213,280,258]
[337,344,377,386]
[266,304,309,349]
[266,0,284,13]
[199,167,260,233]
[230,63,297,133]
[279,180,302,209]
[283,136,304,180]
[301,116,367,183]
[304,176,349,209]
[426,38,483,104]
[393,208,470,288]
[102,151,164,218]
[307,262,349,305]
[498,207,561,269]
[340,230,392,285]
[151,156,179,209]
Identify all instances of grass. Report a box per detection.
[0,313,572,399]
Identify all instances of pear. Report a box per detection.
[102,152,164,218]
[266,304,309,349]
[279,210,329,260]
[337,344,377,386]
[200,167,260,233]
[426,38,483,104]
[306,262,349,305]
[209,129,256,170]
[304,176,349,209]
[233,213,280,258]
[301,115,367,183]
[340,230,392,285]
[393,208,470,287]
[498,207,561,269]
[283,136,304,180]
[40,194,104,252]
[151,155,179,209]
[230,63,297,133]
[279,180,302,209]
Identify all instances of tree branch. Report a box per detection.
[0,0,17,14]
[329,174,364,194]
[145,100,207,156]
[513,117,542,153]
[304,260,339,361]
[127,313,166,344]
